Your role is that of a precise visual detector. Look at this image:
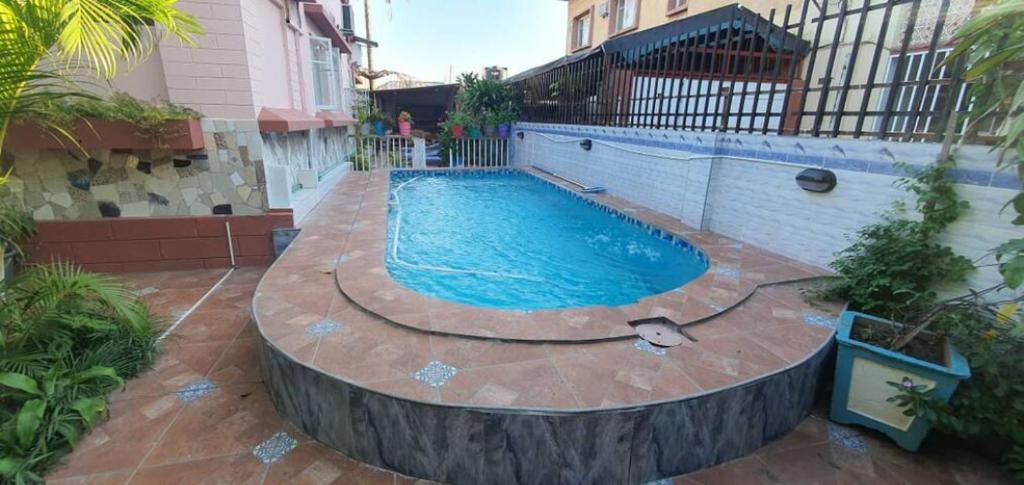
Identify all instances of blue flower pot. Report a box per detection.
[468,126,482,139]
[830,311,970,451]
[497,123,510,138]
[374,121,385,136]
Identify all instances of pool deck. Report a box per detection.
[252,167,847,482]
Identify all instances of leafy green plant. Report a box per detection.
[0,263,159,483]
[942,0,1024,290]
[0,0,201,150]
[23,92,200,145]
[819,158,974,322]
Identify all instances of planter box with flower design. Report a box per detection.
[830,310,970,451]
[3,118,204,151]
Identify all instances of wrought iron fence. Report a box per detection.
[509,0,985,142]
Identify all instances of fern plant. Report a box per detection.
[0,263,159,483]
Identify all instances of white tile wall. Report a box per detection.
[513,123,1019,293]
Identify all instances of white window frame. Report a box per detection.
[572,11,592,50]
[667,0,687,14]
[310,35,339,111]
[612,0,638,34]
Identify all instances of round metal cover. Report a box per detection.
[636,322,684,347]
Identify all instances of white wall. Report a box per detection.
[513,123,1019,294]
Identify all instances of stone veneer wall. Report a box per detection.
[512,122,1020,293]
[1,118,268,220]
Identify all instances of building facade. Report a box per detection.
[4,0,375,271]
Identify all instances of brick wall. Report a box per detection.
[26,211,294,273]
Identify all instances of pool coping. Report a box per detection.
[333,166,832,342]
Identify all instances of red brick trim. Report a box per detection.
[27,211,294,273]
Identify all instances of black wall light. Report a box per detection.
[516,132,524,140]
[579,139,592,151]
[796,168,837,193]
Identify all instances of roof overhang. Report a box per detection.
[316,111,357,128]
[506,4,809,82]
[303,3,352,54]
[258,108,326,133]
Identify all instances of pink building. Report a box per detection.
[5,0,374,271]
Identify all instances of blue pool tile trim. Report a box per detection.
[390,169,711,270]
[514,124,1016,190]
[828,423,868,454]
[252,432,298,464]
[414,361,458,388]
[306,319,342,337]
[176,378,217,402]
[634,338,668,356]
[803,312,837,329]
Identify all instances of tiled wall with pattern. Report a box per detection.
[261,127,353,193]
[512,123,1019,292]
[2,119,268,220]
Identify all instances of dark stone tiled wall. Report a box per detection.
[260,337,833,485]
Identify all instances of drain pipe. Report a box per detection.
[226,220,237,267]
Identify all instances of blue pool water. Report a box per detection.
[386,171,708,310]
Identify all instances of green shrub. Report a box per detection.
[0,263,159,483]
[818,158,974,322]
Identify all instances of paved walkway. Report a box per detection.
[44,267,1009,484]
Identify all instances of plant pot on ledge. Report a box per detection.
[830,311,970,451]
[3,117,204,151]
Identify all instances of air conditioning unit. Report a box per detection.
[597,1,610,18]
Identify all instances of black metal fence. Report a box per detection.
[509,0,983,142]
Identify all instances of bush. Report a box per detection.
[0,263,159,483]
[818,158,974,322]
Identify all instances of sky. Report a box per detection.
[349,0,568,83]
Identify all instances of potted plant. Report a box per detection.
[356,104,372,136]
[482,112,498,137]
[818,158,977,451]
[444,111,471,139]
[467,115,483,139]
[397,111,413,136]
[370,107,386,136]
[830,311,970,451]
[496,107,515,138]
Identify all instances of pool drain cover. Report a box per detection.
[636,322,684,347]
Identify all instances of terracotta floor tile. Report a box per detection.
[49,469,135,485]
[684,456,784,484]
[208,337,263,386]
[130,452,266,485]
[263,442,402,485]
[173,308,251,344]
[439,359,579,408]
[49,394,184,479]
[141,383,286,468]
[757,442,840,485]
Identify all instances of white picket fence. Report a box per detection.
[448,137,512,168]
[351,136,418,171]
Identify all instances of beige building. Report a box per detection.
[562,0,801,54]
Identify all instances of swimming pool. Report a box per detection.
[386,171,708,310]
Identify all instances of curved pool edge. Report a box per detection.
[257,318,835,484]
[335,166,832,342]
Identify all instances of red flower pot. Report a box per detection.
[398,121,412,136]
[451,125,465,138]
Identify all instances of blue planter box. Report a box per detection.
[830,311,970,451]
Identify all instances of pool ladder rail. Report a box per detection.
[533,166,606,194]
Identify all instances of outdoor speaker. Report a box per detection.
[796,168,837,193]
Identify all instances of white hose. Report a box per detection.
[388,176,541,282]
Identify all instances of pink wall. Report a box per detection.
[111,0,354,121]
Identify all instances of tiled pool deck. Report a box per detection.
[256,168,841,409]
[48,267,1010,483]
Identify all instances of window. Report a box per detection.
[611,0,638,35]
[667,0,687,14]
[874,48,969,137]
[310,36,339,110]
[572,10,592,50]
